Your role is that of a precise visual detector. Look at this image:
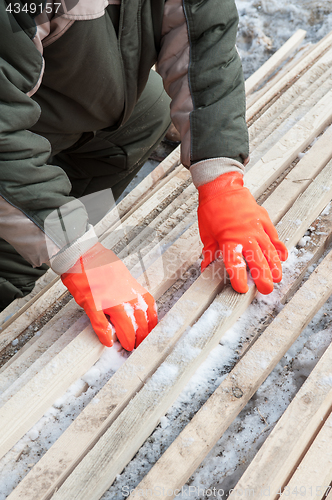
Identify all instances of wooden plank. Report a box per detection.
[249,71,332,168]
[37,158,332,500]
[264,124,332,225]
[275,160,332,249]
[249,51,332,148]
[123,210,197,274]
[0,272,64,336]
[245,42,313,109]
[279,412,332,500]
[137,221,201,297]
[0,270,58,329]
[245,29,306,95]
[0,323,105,461]
[245,89,332,198]
[79,166,191,255]
[0,300,82,390]
[94,146,181,238]
[99,164,189,247]
[246,31,332,122]
[281,210,332,304]
[119,184,197,261]
[126,254,332,500]
[231,350,332,499]
[0,316,90,406]
[0,280,68,355]
[240,208,332,359]
[249,57,332,165]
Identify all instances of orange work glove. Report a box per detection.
[197,171,288,295]
[61,243,158,350]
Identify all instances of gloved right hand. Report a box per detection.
[197,171,288,294]
[61,243,158,351]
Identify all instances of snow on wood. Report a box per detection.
[230,342,332,500]
[42,155,332,500]
[280,411,332,499]
[240,208,332,358]
[127,247,332,500]
[0,323,105,460]
[0,301,83,392]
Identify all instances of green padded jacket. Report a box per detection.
[0,0,249,271]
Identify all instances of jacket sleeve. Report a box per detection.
[156,0,249,185]
[0,1,92,270]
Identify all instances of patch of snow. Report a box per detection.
[298,236,311,247]
[321,203,331,216]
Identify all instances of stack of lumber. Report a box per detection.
[1,28,332,499]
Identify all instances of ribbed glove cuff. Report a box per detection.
[189,157,245,188]
[50,225,98,275]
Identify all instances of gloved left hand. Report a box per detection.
[61,243,158,351]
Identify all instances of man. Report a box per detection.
[0,0,287,350]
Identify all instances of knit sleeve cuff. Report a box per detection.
[189,157,245,188]
[49,224,98,275]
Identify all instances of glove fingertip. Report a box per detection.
[95,324,114,347]
[100,337,114,348]
[229,274,249,294]
[117,333,136,352]
[272,270,283,283]
[143,292,158,332]
[232,281,249,294]
[258,285,274,295]
[281,249,288,262]
[87,309,114,347]
[274,242,288,262]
